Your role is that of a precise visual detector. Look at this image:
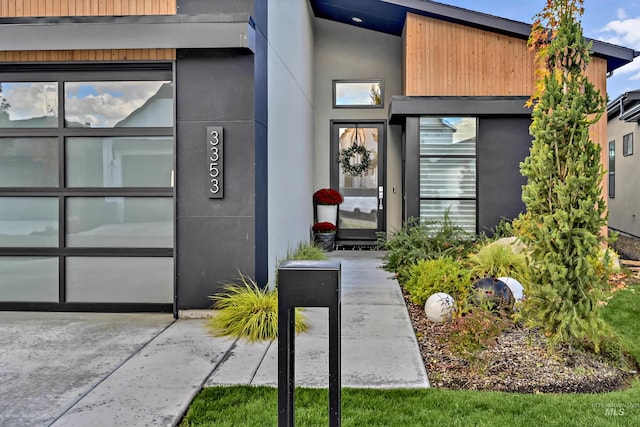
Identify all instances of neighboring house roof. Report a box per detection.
[115,82,173,127]
[608,90,640,122]
[309,0,638,73]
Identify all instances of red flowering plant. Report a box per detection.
[313,188,343,205]
[312,221,337,234]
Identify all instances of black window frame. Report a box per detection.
[332,79,384,109]
[0,64,175,312]
[417,116,478,234]
[623,132,633,156]
[609,140,615,199]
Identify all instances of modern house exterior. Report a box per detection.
[607,91,640,238]
[0,0,635,313]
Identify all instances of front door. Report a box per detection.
[331,121,385,242]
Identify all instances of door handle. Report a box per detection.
[378,186,384,210]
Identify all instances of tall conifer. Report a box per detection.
[519,0,609,350]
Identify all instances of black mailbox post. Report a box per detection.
[277,260,341,427]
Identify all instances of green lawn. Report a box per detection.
[180,286,640,427]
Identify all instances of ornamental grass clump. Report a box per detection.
[208,273,307,342]
[312,188,343,205]
[467,242,530,284]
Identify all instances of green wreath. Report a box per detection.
[339,142,371,176]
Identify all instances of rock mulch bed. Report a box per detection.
[404,293,637,393]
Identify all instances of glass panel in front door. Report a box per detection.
[338,126,379,231]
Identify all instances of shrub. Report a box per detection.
[446,308,511,363]
[379,212,478,283]
[404,257,472,316]
[467,242,530,283]
[208,273,307,342]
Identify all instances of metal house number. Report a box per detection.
[207,127,224,199]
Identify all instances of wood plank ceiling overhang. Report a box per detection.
[309,0,637,73]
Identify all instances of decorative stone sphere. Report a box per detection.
[424,292,455,323]
[497,277,525,302]
[471,278,515,311]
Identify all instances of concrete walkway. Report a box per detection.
[0,251,429,427]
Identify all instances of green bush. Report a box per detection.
[446,308,511,364]
[379,213,478,283]
[467,242,530,283]
[404,257,472,316]
[208,273,307,342]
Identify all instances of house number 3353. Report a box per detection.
[207,127,224,199]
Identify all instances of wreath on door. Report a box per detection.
[339,142,371,176]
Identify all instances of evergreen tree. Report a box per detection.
[518,0,609,351]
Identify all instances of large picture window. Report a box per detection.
[419,117,477,233]
[0,66,174,309]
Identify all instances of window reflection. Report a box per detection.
[67,137,173,187]
[334,80,383,107]
[0,138,58,187]
[419,117,477,233]
[65,81,173,128]
[0,198,58,247]
[0,257,59,302]
[66,197,173,248]
[0,82,58,128]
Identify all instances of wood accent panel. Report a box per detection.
[0,0,176,16]
[403,13,607,99]
[0,48,175,61]
[0,1,177,61]
[404,14,534,96]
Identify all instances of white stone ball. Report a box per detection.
[497,277,524,302]
[424,292,455,323]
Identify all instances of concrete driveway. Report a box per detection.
[0,312,174,426]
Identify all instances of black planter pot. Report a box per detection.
[314,232,335,252]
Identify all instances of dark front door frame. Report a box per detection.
[330,120,386,242]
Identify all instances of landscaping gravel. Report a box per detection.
[403,292,637,393]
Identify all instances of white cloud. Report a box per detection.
[617,8,628,20]
[598,16,640,47]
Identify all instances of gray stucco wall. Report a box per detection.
[477,117,530,233]
[313,18,404,233]
[176,0,267,309]
[608,117,640,236]
[266,0,316,286]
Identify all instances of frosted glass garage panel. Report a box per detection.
[0,82,58,128]
[0,138,58,187]
[0,197,58,247]
[66,137,174,187]
[66,257,172,303]
[0,257,58,302]
[65,81,173,128]
[420,158,476,198]
[66,197,173,247]
[420,200,476,233]
[419,117,476,156]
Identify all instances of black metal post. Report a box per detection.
[277,260,341,427]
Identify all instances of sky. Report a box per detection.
[439,0,640,99]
